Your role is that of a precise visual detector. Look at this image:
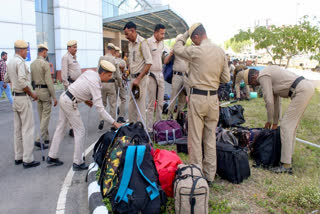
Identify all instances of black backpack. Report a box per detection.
[92,130,116,167]
[116,122,149,143]
[109,144,167,214]
[218,105,245,128]
[251,128,281,168]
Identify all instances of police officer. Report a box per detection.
[115,46,127,123]
[173,23,230,184]
[61,40,82,137]
[47,60,123,170]
[31,44,57,149]
[5,40,40,168]
[123,21,152,123]
[233,64,250,100]
[244,65,315,174]
[146,24,166,134]
[97,43,121,130]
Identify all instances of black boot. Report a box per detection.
[73,163,89,171]
[69,129,74,137]
[47,156,64,166]
[15,160,23,165]
[34,142,49,150]
[23,161,40,169]
[98,120,104,130]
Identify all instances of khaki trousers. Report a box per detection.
[36,99,52,141]
[128,76,147,123]
[168,74,187,119]
[280,80,314,164]
[12,96,35,163]
[235,72,250,99]
[100,82,117,120]
[119,84,127,118]
[146,72,165,132]
[48,93,85,165]
[188,93,219,182]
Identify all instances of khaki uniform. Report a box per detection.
[173,36,230,181]
[97,53,121,119]
[258,66,315,165]
[235,70,250,99]
[128,34,153,123]
[116,57,127,119]
[49,70,115,164]
[31,56,56,142]
[146,35,165,132]
[5,54,35,163]
[167,55,187,119]
[61,52,81,89]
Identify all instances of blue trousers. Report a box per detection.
[0,81,13,104]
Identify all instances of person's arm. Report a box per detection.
[259,76,274,126]
[220,55,230,83]
[134,40,152,86]
[4,69,9,83]
[44,62,57,106]
[272,94,280,127]
[173,32,194,61]
[61,56,69,89]
[164,51,173,65]
[17,62,37,100]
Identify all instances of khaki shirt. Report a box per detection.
[128,34,152,74]
[68,70,115,124]
[116,58,127,70]
[173,36,230,90]
[97,53,121,87]
[147,35,164,72]
[173,54,186,73]
[5,54,32,93]
[30,56,56,99]
[61,52,81,88]
[258,65,299,124]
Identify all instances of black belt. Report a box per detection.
[68,77,75,84]
[107,79,115,83]
[190,88,217,96]
[289,76,305,97]
[35,84,48,88]
[65,90,77,102]
[12,92,26,96]
[131,72,141,78]
[173,71,184,76]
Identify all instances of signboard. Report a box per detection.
[25,42,31,61]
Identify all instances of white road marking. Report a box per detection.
[56,141,96,214]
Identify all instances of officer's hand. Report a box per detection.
[272,124,278,130]
[113,122,124,129]
[3,83,7,89]
[132,78,140,88]
[122,73,127,80]
[264,122,271,129]
[85,100,93,108]
[53,98,58,107]
[31,92,38,101]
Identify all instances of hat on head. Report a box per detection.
[189,23,203,37]
[115,46,120,51]
[107,43,116,49]
[37,44,48,50]
[67,40,77,47]
[243,69,250,85]
[14,40,28,49]
[100,60,116,73]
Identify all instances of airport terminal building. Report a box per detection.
[0,0,187,78]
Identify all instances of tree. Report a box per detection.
[224,38,252,53]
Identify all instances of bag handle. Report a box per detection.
[190,177,202,214]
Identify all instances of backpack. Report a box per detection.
[152,149,183,197]
[248,128,263,152]
[153,120,183,145]
[92,129,116,167]
[174,164,209,214]
[110,145,167,214]
[251,128,281,168]
[216,127,239,146]
[116,122,149,144]
[216,142,251,184]
[176,111,188,136]
[218,105,245,128]
[231,126,251,148]
[163,55,174,84]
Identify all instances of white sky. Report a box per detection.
[164,0,320,45]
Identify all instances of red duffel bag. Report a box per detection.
[152,149,183,197]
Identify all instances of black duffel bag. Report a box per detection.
[92,130,116,167]
[251,127,281,168]
[218,105,245,128]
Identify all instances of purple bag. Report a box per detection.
[153,120,183,145]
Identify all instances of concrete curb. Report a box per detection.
[87,162,108,214]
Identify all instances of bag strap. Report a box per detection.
[136,145,159,201]
[172,129,176,144]
[114,146,136,203]
[190,177,202,214]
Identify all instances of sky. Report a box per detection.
[164,0,320,45]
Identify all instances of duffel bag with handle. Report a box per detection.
[174,164,209,214]
[153,120,183,145]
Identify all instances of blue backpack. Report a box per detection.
[163,55,174,84]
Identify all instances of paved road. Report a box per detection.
[0,91,113,214]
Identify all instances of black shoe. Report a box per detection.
[23,161,40,169]
[15,160,23,165]
[69,129,74,137]
[44,140,50,144]
[98,120,104,130]
[73,163,89,171]
[206,180,214,188]
[34,142,49,150]
[117,117,126,123]
[47,156,64,166]
[271,165,293,174]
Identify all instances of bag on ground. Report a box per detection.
[153,120,183,145]
[175,137,188,154]
[216,127,239,146]
[174,164,209,214]
[218,105,245,128]
[231,126,251,148]
[92,129,116,167]
[152,149,183,197]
